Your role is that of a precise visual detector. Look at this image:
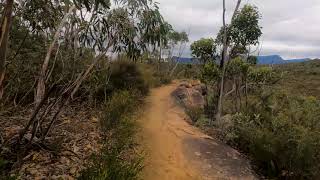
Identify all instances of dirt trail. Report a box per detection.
[140,82,257,180]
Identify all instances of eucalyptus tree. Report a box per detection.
[0,0,167,102]
[216,4,262,59]
[138,6,173,60]
[190,38,217,64]
[10,0,172,145]
[167,30,189,76]
[216,0,264,121]
[0,0,14,99]
[167,30,189,58]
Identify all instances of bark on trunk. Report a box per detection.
[216,0,228,121]
[0,0,14,100]
[216,0,242,121]
[35,5,76,105]
[232,0,242,21]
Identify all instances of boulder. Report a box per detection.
[172,81,206,108]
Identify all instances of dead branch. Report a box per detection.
[18,85,56,144]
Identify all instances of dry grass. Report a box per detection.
[274,60,320,98]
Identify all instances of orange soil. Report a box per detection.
[140,82,256,180]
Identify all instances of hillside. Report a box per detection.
[257,55,309,64]
[172,55,310,65]
[274,60,320,98]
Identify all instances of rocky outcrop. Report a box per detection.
[172,80,206,109]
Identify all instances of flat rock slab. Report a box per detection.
[183,137,257,180]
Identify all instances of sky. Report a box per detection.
[156,0,320,59]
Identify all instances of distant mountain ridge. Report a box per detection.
[257,55,309,65]
[172,56,200,64]
[172,55,310,65]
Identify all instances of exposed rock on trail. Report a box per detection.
[140,82,257,180]
[172,80,206,109]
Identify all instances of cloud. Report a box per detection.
[157,0,320,59]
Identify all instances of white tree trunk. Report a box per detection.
[216,0,242,121]
[216,0,228,121]
[35,6,76,105]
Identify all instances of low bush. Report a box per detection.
[106,60,150,96]
[0,157,8,175]
[100,90,140,132]
[195,116,211,129]
[185,106,203,123]
[225,91,320,179]
[79,90,143,180]
[0,157,15,180]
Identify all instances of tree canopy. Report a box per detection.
[190,38,217,63]
[216,4,262,58]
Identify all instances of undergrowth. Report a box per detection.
[185,106,203,124]
[221,91,320,179]
[78,91,143,180]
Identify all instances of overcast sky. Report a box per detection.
[157,0,320,59]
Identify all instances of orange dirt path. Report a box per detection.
[140,82,257,180]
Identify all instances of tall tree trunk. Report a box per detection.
[35,6,75,105]
[216,0,228,121]
[232,0,242,21]
[216,0,242,121]
[0,0,14,100]
[219,0,242,68]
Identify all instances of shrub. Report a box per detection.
[0,157,8,175]
[195,116,211,128]
[0,157,15,180]
[185,106,203,123]
[106,60,150,96]
[100,90,140,132]
[201,62,220,86]
[226,92,320,179]
[79,90,143,180]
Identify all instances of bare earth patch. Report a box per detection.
[0,105,102,179]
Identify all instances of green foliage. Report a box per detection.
[0,157,8,175]
[201,62,221,85]
[247,56,258,65]
[190,38,217,63]
[226,57,250,78]
[79,90,143,180]
[227,92,320,179]
[194,116,211,129]
[274,60,320,99]
[107,60,150,96]
[216,4,262,58]
[230,5,262,47]
[185,106,203,123]
[100,90,139,131]
[0,157,16,180]
[248,66,278,85]
[167,31,189,45]
[138,6,173,51]
[79,150,142,180]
